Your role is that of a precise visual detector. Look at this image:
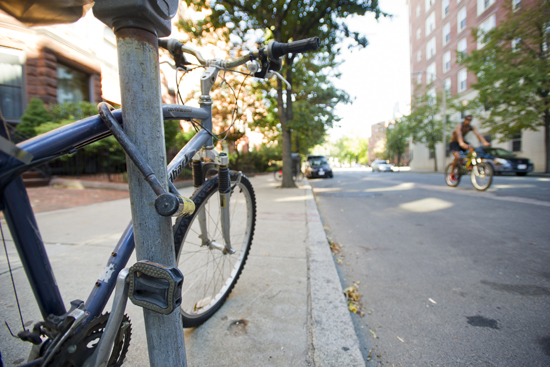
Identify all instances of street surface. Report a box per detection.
[310,169,550,367]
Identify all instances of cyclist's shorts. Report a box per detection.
[449,141,470,152]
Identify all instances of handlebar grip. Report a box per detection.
[158,38,183,53]
[268,37,320,60]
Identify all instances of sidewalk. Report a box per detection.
[0,175,364,367]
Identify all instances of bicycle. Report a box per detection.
[273,168,304,182]
[0,35,319,366]
[445,148,494,191]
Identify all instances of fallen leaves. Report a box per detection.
[343,281,364,316]
[329,240,343,254]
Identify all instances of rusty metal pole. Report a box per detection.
[116,28,186,366]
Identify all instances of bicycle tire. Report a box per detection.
[294,171,304,182]
[273,170,282,181]
[173,173,256,328]
[471,162,493,191]
[445,163,461,187]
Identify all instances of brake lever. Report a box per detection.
[265,71,292,91]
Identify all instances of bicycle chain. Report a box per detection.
[44,312,132,367]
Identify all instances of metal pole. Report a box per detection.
[441,86,447,172]
[116,27,186,366]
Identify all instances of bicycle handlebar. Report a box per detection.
[158,37,321,71]
[267,37,320,60]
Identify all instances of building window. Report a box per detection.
[417,50,422,62]
[0,47,25,122]
[426,12,436,35]
[511,133,521,152]
[513,0,521,10]
[427,62,436,84]
[443,51,451,72]
[458,68,467,92]
[458,7,467,32]
[427,37,436,59]
[57,64,90,104]
[443,23,451,45]
[444,78,452,94]
[417,73,423,85]
[478,0,495,15]
[512,38,521,51]
[457,37,467,61]
[417,5,421,16]
[477,15,496,49]
[425,0,435,12]
[417,28,422,40]
[427,87,436,105]
[443,0,450,18]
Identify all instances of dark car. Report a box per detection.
[306,157,333,178]
[473,147,534,176]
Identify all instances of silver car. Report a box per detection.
[371,159,394,172]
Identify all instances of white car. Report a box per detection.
[371,159,394,172]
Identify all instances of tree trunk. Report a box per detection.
[277,74,296,188]
[432,148,438,172]
[545,109,550,173]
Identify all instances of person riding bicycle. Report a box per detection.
[449,114,490,180]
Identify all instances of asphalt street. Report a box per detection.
[310,169,550,367]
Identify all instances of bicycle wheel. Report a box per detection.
[173,173,256,328]
[471,162,493,191]
[273,170,282,181]
[294,171,304,182]
[445,163,461,187]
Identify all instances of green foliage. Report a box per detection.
[17,98,52,137]
[321,136,368,165]
[460,0,550,170]
[50,101,98,122]
[228,144,282,173]
[385,120,408,165]
[402,88,443,171]
[181,0,386,185]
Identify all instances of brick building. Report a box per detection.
[408,0,545,172]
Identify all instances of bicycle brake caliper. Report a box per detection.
[128,261,183,315]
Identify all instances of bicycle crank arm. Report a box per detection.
[83,269,130,367]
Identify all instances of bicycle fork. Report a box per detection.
[193,149,240,255]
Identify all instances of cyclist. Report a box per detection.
[449,114,490,180]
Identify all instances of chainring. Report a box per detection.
[46,313,132,367]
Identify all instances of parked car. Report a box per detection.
[371,159,394,172]
[473,147,534,176]
[306,157,333,178]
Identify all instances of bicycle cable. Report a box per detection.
[1,221,27,333]
[174,61,251,143]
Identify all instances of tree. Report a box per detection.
[385,120,408,166]
[403,88,444,171]
[460,0,550,172]
[16,98,53,137]
[182,0,385,187]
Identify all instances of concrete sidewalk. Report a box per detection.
[0,175,364,366]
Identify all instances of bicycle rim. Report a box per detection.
[471,163,493,191]
[445,163,461,187]
[173,174,256,327]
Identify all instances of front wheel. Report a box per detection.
[471,163,493,191]
[273,170,282,181]
[445,163,461,187]
[173,173,256,328]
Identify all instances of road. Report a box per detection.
[309,169,550,367]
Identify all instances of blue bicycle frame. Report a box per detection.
[0,104,210,325]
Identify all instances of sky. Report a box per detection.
[329,1,411,140]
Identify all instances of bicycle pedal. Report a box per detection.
[128,261,183,315]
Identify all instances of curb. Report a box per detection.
[305,181,366,366]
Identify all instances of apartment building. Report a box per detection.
[408,0,545,172]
